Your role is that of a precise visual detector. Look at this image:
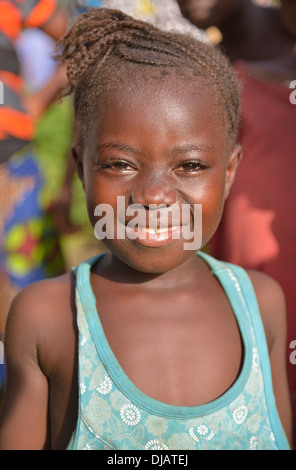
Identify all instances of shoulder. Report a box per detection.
[246,269,286,319]
[4,272,76,374]
[245,269,287,352]
[7,272,73,325]
[246,270,292,446]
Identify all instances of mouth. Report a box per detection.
[125,224,185,247]
[114,202,197,247]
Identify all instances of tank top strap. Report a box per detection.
[69,251,290,450]
[198,250,264,354]
[198,251,289,449]
[73,253,106,333]
[198,250,260,332]
[198,249,259,308]
[75,250,263,359]
[198,250,264,342]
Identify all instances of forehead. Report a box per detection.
[88,71,230,156]
[98,69,227,128]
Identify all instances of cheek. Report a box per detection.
[197,179,227,239]
[83,180,107,229]
[83,173,113,215]
[84,176,131,233]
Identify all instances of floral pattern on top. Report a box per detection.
[67,255,290,451]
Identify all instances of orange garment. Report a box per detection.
[0,0,58,161]
[25,0,56,28]
[211,61,296,446]
[0,107,34,140]
[0,1,22,40]
[0,0,56,40]
[0,0,65,353]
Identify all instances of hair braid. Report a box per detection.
[57,8,240,152]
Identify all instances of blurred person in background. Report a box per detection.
[72,0,206,39]
[176,0,294,61]
[0,0,68,365]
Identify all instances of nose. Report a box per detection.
[131,176,177,208]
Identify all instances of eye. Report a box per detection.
[175,160,209,174]
[98,160,136,174]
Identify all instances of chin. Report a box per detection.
[111,243,196,275]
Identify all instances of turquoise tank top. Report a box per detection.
[67,251,290,450]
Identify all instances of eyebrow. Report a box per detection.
[95,141,214,158]
[170,143,215,155]
[96,142,142,155]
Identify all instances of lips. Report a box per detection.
[116,202,194,247]
[125,224,183,247]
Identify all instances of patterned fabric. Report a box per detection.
[67,252,290,450]
[0,0,62,339]
[0,149,65,336]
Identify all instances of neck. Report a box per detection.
[93,252,206,288]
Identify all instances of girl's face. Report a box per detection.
[76,73,241,274]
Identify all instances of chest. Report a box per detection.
[50,276,244,448]
[94,283,243,407]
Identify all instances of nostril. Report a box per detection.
[131,186,177,208]
[149,203,169,210]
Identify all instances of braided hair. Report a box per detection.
[57,8,240,154]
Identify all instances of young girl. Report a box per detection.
[0,8,292,450]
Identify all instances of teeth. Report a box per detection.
[137,226,178,234]
[143,227,157,234]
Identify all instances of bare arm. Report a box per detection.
[0,273,77,450]
[0,289,50,449]
[248,270,293,447]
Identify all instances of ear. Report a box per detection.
[72,147,84,187]
[224,144,242,199]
